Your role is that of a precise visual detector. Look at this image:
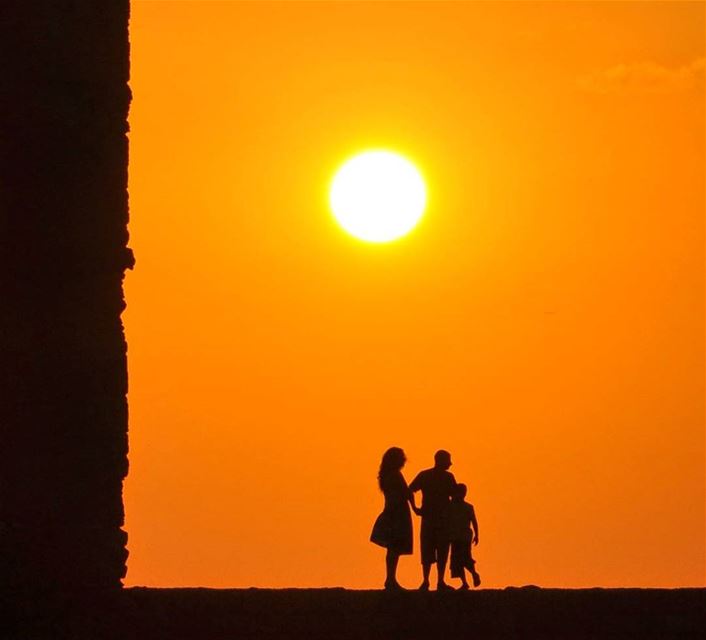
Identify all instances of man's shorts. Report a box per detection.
[420,519,450,565]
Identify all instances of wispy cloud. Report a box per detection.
[577,58,705,94]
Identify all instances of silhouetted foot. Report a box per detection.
[384,581,406,591]
[472,573,481,587]
[437,582,455,591]
[458,583,470,590]
[418,581,430,591]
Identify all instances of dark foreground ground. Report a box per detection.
[2,587,704,639]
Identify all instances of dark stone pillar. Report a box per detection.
[0,1,131,589]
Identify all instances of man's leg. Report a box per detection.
[420,563,431,590]
[436,538,452,589]
[419,520,432,590]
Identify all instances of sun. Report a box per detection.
[329,150,427,242]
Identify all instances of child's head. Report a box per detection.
[453,483,468,500]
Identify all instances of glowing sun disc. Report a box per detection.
[329,150,427,242]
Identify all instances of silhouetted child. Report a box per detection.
[447,483,481,589]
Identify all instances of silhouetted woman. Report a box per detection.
[370,447,419,590]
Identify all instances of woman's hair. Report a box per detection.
[378,447,406,490]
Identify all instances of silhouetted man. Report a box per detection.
[409,450,457,591]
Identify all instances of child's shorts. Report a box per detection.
[450,539,475,578]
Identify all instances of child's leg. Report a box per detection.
[459,567,469,589]
[466,552,481,587]
[471,569,481,587]
[451,541,470,589]
[466,560,481,587]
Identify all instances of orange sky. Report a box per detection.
[124,1,705,589]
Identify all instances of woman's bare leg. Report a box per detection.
[385,550,400,587]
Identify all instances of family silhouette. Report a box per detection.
[370,448,480,591]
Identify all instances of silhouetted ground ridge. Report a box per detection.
[2,586,704,639]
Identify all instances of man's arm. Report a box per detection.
[408,491,422,516]
[408,472,423,493]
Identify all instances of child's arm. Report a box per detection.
[470,505,479,545]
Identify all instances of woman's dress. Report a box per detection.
[370,471,413,555]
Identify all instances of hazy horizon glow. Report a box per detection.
[124,1,704,589]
